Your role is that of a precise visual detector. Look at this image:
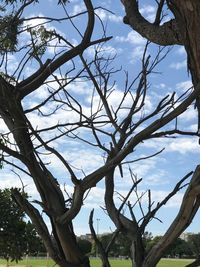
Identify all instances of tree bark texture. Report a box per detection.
[167,1,200,130]
[168,1,200,84]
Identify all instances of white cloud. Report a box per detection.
[23,14,47,29]
[176,46,187,55]
[64,149,104,176]
[84,187,105,208]
[167,138,199,154]
[0,171,39,201]
[140,5,156,15]
[86,44,122,58]
[179,106,197,122]
[139,5,156,22]
[1,54,19,74]
[116,31,146,45]
[159,83,166,89]
[130,46,146,63]
[95,9,122,23]
[144,172,169,186]
[188,124,198,132]
[108,14,123,23]
[170,59,187,70]
[150,190,184,208]
[176,80,193,91]
[70,3,85,15]
[144,137,200,155]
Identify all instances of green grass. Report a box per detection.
[156,259,193,267]
[91,259,130,267]
[90,258,194,267]
[0,258,194,267]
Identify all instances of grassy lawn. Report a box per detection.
[155,259,192,267]
[90,258,193,267]
[0,258,194,267]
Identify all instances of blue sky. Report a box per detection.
[0,0,200,237]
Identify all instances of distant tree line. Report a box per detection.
[79,232,200,260]
[146,233,200,259]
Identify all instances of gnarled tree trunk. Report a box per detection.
[168,1,200,130]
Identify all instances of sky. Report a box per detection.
[0,0,200,238]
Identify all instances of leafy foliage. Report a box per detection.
[0,15,22,53]
[77,239,92,255]
[28,26,55,57]
[99,233,131,257]
[0,188,43,262]
[187,233,200,257]
[24,221,46,255]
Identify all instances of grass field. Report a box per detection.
[0,258,194,267]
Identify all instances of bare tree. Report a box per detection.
[0,1,200,267]
[121,0,200,133]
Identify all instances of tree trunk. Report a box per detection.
[0,79,90,267]
[140,2,200,266]
[167,1,200,81]
[130,237,145,267]
[168,0,200,129]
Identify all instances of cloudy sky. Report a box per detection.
[1,0,200,237]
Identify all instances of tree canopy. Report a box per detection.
[0,188,43,262]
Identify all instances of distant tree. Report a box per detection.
[143,235,192,258]
[145,236,162,254]
[25,221,46,256]
[166,238,192,258]
[185,233,200,267]
[0,188,26,263]
[95,232,131,257]
[187,233,200,257]
[0,188,42,264]
[77,239,92,256]
[142,232,153,252]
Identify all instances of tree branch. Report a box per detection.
[11,189,63,264]
[17,0,112,99]
[121,0,182,45]
[89,209,111,267]
[143,165,200,267]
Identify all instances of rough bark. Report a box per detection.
[121,0,182,45]
[167,0,200,130]
[122,0,200,132]
[167,0,200,78]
